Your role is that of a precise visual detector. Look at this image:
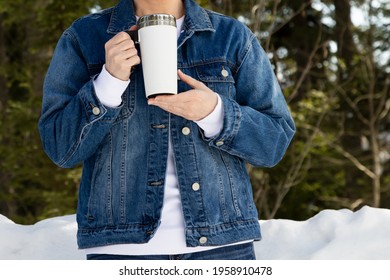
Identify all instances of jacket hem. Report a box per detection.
[77,220,262,249]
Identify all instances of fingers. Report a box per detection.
[107,25,137,45]
[106,33,137,56]
[148,93,199,120]
[104,28,140,81]
[148,92,217,121]
[148,71,218,121]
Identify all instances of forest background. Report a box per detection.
[0,0,388,225]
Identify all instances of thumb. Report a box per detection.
[178,70,207,90]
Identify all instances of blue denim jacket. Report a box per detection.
[39,0,295,249]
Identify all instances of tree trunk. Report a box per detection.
[0,14,8,109]
[334,0,356,69]
[334,0,362,202]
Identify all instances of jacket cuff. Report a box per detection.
[195,93,224,138]
[79,79,124,123]
[201,95,241,149]
[93,65,130,107]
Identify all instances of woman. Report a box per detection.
[39,0,295,260]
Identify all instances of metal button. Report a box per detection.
[192,182,200,191]
[92,107,101,115]
[221,69,229,78]
[199,237,208,245]
[216,140,224,147]
[182,127,191,136]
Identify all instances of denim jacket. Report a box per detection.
[39,0,295,249]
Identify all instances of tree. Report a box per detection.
[0,0,116,224]
[333,0,389,207]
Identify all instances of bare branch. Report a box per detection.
[287,27,326,102]
[331,144,376,179]
[378,77,390,120]
[267,104,328,218]
[334,84,370,126]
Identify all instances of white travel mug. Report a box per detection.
[127,14,177,98]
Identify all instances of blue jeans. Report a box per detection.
[87,242,256,260]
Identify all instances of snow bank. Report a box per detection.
[0,206,389,260]
[257,206,390,259]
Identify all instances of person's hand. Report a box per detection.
[148,70,218,121]
[104,26,140,81]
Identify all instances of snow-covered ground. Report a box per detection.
[0,206,389,260]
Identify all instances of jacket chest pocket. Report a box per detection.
[194,62,236,99]
[88,63,135,123]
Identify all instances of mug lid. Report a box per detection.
[137,14,177,28]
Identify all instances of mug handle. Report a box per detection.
[125,30,139,44]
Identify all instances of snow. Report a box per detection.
[0,206,389,260]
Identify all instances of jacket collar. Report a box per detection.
[107,0,215,34]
